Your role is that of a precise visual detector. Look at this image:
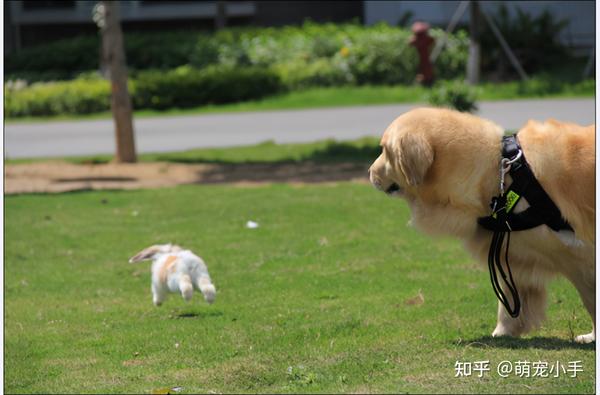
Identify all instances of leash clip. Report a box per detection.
[499,150,522,195]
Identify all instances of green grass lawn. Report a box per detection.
[5,137,383,166]
[5,183,594,394]
[5,78,594,124]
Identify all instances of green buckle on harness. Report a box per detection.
[505,190,520,213]
[490,190,520,219]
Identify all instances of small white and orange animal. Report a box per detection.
[129,244,216,306]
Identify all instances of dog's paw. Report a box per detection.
[575,332,595,344]
[153,300,163,307]
[492,325,518,338]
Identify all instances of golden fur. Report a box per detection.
[369,107,595,343]
[159,255,179,284]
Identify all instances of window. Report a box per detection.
[22,1,76,10]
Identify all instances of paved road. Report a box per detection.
[5,98,594,159]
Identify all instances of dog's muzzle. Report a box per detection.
[385,183,401,195]
[369,171,402,196]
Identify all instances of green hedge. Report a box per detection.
[5,66,283,118]
[132,65,282,110]
[6,22,469,87]
[5,22,473,117]
[5,31,199,81]
[214,23,468,87]
[5,75,111,118]
[427,80,479,113]
[5,36,99,81]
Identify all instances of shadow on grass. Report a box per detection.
[190,161,370,184]
[171,310,224,319]
[53,176,138,182]
[462,336,594,351]
[168,140,378,184]
[303,141,381,163]
[7,139,380,193]
[153,140,382,165]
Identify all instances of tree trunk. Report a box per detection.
[101,1,136,163]
[215,1,226,30]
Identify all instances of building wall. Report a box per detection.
[253,1,363,26]
[6,0,363,51]
[6,1,594,52]
[364,1,595,49]
[7,1,257,49]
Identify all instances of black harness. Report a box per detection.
[477,134,572,317]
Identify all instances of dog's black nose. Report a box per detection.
[386,183,400,194]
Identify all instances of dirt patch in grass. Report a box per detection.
[4,161,370,194]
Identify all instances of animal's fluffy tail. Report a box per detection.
[197,276,216,304]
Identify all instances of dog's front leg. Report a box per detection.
[566,273,595,344]
[492,281,548,338]
[575,325,595,344]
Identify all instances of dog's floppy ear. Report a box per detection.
[129,245,161,263]
[394,132,434,186]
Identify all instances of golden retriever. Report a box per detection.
[369,107,595,343]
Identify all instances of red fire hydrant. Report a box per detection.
[409,21,435,86]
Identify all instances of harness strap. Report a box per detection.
[478,135,573,233]
[477,134,573,318]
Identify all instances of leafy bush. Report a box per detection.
[343,27,417,85]
[209,22,467,87]
[5,66,283,117]
[124,31,198,70]
[275,57,354,90]
[429,29,469,80]
[6,22,469,87]
[5,36,99,81]
[188,35,220,69]
[5,74,111,118]
[4,22,473,117]
[427,80,479,113]
[481,5,571,76]
[133,65,282,110]
[5,31,199,80]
